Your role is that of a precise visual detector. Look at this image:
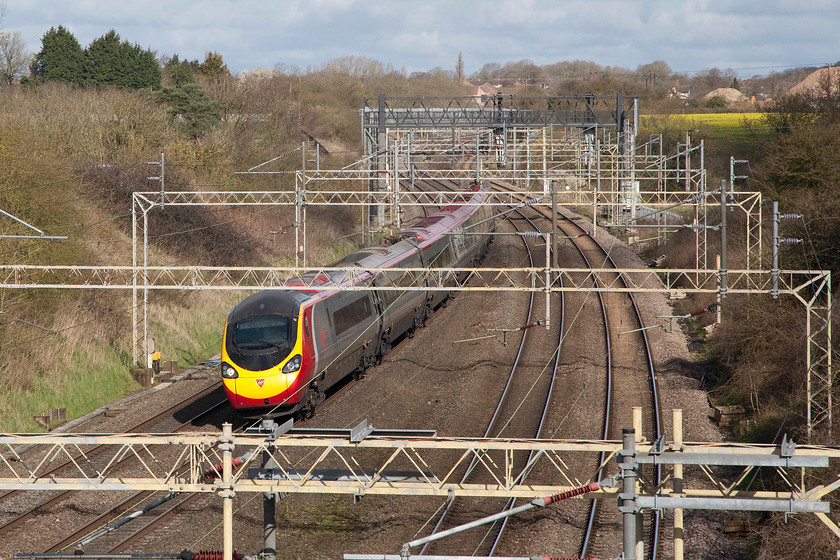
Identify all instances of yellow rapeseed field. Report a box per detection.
[642,112,763,126]
[640,113,771,142]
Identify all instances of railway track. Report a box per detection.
[4,176,666,559]
[417,183,565,556]
[488,179,663,559]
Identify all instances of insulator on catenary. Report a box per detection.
[518,320,543,331]
[537,557,601,560]
[539,481,601,506]
[203,456,245,479]
[685,303,720,317]
[184,551,244,560]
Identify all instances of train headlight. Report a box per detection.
[282,354,302,373]
[221,362,238,379]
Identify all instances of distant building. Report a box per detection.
[469,82,501,104]
[669,81,691,99]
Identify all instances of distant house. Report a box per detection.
[669,82,691,99]
[469,82,501,104]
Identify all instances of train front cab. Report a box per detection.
[221,291,315,416]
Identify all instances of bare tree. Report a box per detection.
[0,30,29,84]
[0,2,30,84]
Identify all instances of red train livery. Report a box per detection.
[220,183,495,417]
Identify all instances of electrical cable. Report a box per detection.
[0,302,140,351]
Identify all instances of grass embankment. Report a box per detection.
[0,84,253,433]
[0,290,239,433]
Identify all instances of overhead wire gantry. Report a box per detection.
[2,93,833,437]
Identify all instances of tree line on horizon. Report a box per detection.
[28,26,160,88]
[4,14,837,107]
[23,25,229,90]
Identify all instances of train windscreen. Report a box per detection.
[233,315,296,355]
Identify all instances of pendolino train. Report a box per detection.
[220,182,495,417]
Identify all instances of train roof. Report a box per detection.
[385,183,489,246]
[229,289,309,322]
[283,182,490,296]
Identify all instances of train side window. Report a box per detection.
[453,227,468,253]
[332,295,373,336]
[398,253,423,287]
[379,273,401,306]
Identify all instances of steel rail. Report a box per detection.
[555,210,614,560]
[558,205,662,560]
[418,181,554,556]
[488,215,566,555]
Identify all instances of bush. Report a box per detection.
[706,95,727,109]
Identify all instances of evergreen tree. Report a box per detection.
[85,30,160,89]
[158,82,222,139]
[85,29,122,86]
[123,43,160,89]
[164,54,195,87]
[33,25,84,85]
[198,51,228,80]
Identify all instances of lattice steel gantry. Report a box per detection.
[2,421,840,558]
[5,93,833,436]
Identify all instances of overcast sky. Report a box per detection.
[6,0,838,78]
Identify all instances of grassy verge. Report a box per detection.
[0,339,137,433]
[0,291,240,433]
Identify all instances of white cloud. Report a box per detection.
[8,0,839,76]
